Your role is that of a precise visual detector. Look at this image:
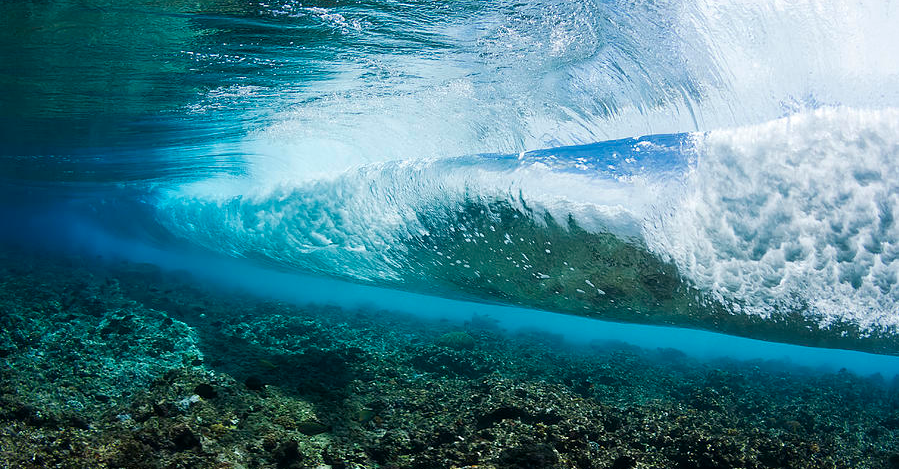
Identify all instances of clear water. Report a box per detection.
[3,0,899,363]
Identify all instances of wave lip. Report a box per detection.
[157,132,687,278]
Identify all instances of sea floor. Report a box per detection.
[1,246,899,469]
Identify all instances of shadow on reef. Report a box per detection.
[196,315,369,411]
[114,270,372,418]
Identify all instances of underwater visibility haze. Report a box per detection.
[4,0,899,354]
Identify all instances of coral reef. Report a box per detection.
[1,247,898,468]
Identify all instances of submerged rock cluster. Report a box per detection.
[1,247,899,468]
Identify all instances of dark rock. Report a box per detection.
[756,441,798,468]
[193,383,217,399]
[152,401,176,418]
[477,406,562,429]
[369,429,413,464]
[107,441,159,469]
[477,406,530,429]
[603,414,623,432]
[3,402,56,428]
[882,414,899,430]
[171,426,200,451]
[67,414,91,430]
[273,440,303,469]
[410,349,493,378]
[296,420,329,436]
[433,428,456,445]
[245,376,265,391]
[673,438,740,469]
[296,379,331,396]
[100,316,134,336]
[611,455,637,469]
[597,374,618,386]
[83,297,106,316]
[497,444,560,469]
[323,445,360,469]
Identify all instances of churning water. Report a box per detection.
[3,0,899,363]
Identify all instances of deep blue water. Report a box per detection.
[3,0,899,365]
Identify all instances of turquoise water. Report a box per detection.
[3,0,899,361]
[18,213,899,378]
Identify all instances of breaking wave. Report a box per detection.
[3,0,899,352]
[157,108,899,352]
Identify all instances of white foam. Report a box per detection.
[652,108,899,332]
[233,0,899,184]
